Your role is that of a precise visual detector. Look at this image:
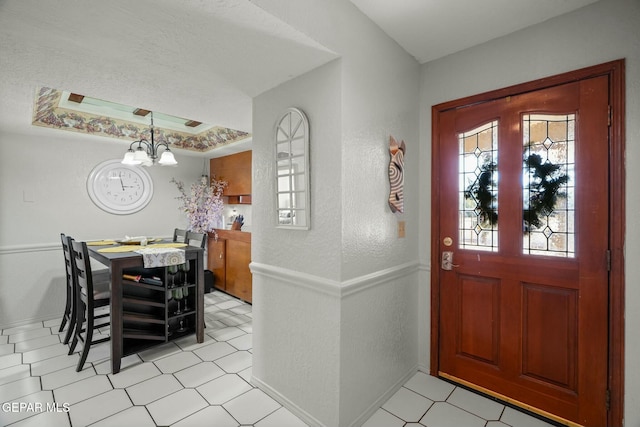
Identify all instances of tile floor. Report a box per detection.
[0,291,556,427]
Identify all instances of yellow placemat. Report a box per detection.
[149,243,188,248]
[97,242,187,253]
[97,245,140,253]
[87,240,117,246]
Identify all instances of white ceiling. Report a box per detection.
[349,0,599,64]
[0,0,598,156]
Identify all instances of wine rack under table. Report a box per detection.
[121,259,199,356]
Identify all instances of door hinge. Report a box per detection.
[606,389,611,411]
[607,249,611,271]
[608,105,612,126]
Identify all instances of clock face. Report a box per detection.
[87,160,153,214]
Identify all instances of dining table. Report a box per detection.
[86,239,204,374]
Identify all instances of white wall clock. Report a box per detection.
[87,159,153,215]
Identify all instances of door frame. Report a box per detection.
[430,59,625,426]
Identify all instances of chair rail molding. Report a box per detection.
[250,260,420,298]
[0,242,61,255]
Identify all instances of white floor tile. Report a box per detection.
[238,366,252,383]
[0,364,31,386]
[500,407,557,427]
[215,350,252,373]
[153,350,201,373]
[0,343,14,356]
[41,365,96,390]
[217,300,244,310]
[146,388,208,426]
[137,341,181,362]
[219,314,251,327]
[14,334,61,353]
[5,407,71,427]
[2,322,45,336]
[172,406,240,427]
[255,406,309,427]
[196,373,252,405]
[228,333,252,350]
[403,371,455,401]
[207,309,235,320]
[53,375,113,405]
[224,388,280,424]
[172,333,217,351]
[0,376,41,402]
[361,409,405,427]
[204,319,228,329]
[0,294,564,427]
[0,390,54,425]
[43,318,63,329]
[230,304,252,315]
[68,389,132,426]
[107,362,161,389]
[126,374,183,405]
[31,353,80,377]
[93,353,141,375]
[0,353,22,370]
[382,387,433,422]
[238,323,253,333]
[90,406,156,427]
[207,326,246,341]
[8,328,53,343]
[447,386,504,420]
[174,361,225,388]
[80,340,111,364]
[193,341,236,361]
[420,401,486,427]
[22,343,70,364]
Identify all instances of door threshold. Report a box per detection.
[438,372,582,427]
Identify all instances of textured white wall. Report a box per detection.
[251,1,421,426]
[252,60,343,280]
[418,0,640,423]
[0,127,206,327]
[251,60,344,427]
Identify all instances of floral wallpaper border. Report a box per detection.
[32,87,250,152]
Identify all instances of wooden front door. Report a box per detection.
[432,74,612,426]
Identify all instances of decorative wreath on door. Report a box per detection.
[465,152,569,232]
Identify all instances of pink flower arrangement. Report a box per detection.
[171,176,226,235]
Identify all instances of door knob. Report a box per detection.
[441,251,458,270]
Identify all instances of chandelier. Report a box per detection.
[121,111,177,166]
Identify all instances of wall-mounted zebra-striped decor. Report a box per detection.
[388,135,406,213]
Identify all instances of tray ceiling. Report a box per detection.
[32,87,250,153]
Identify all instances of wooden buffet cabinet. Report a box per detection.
[208,229,252,303]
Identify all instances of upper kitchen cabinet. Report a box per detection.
[210,151,252,199]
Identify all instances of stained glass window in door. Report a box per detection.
[522,114,575,257]
[459,121,498,251]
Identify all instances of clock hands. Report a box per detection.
[118,173,125,191]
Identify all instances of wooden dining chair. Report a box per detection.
[59,233,110,345]
[68,238,111,372]
[173,228,188,243]
[186,231,206,248]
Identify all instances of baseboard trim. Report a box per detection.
[251,375,326,427]
[250,261,420,299]
[347,364,419,427]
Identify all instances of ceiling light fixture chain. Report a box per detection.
[121,111,177,166]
